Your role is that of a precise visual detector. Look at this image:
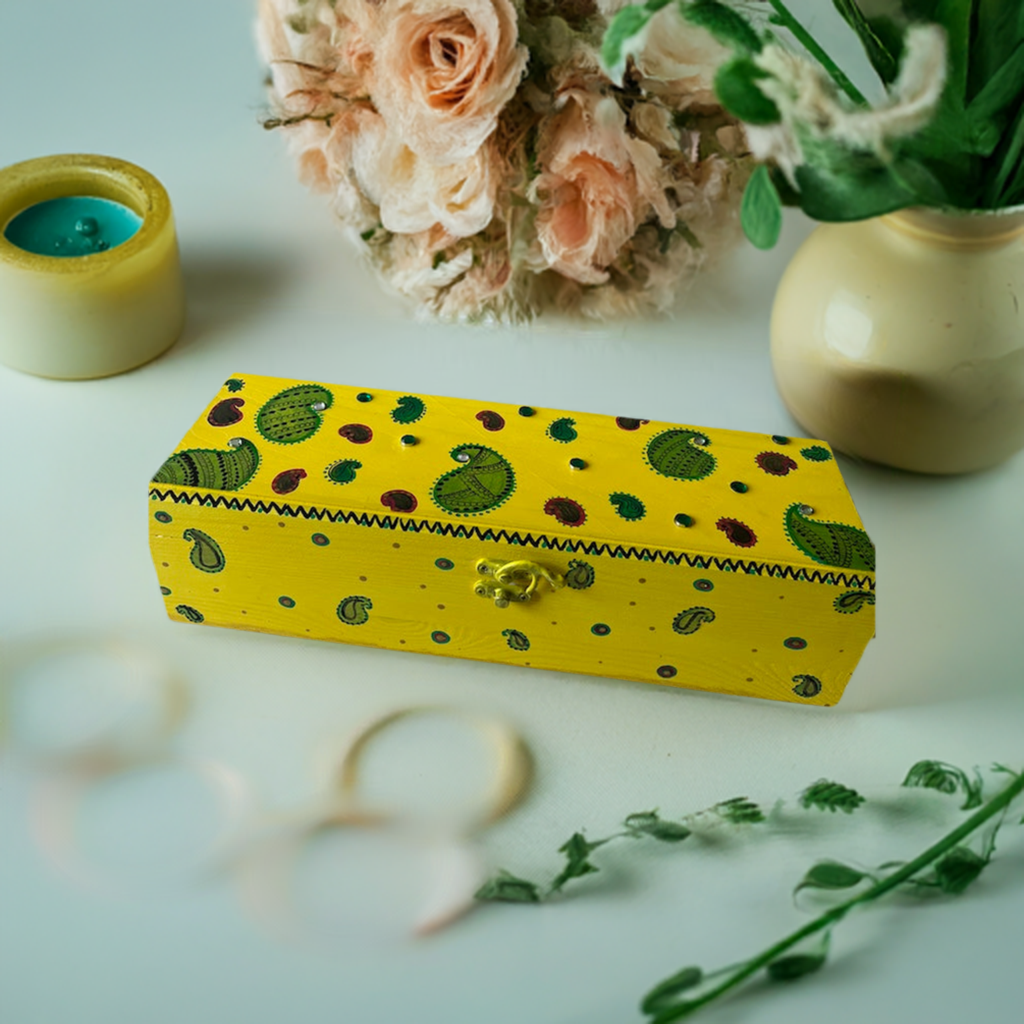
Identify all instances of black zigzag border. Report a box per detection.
[149,487,875,591]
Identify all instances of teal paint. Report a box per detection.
[4,196,142,257]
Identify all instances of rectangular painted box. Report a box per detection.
[149,374,876,704]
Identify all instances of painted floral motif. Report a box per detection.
[610,492,646,521]
[672,607,715,635]
[645,429,716,481]
[564,560,595,590]
[800,445,833,462]
[391,395,426,424]
[502,629,530,651]
[326,460,361,484]
[208,398,245,427]
[175,605,204,623]
[833,590,876,614]
[716,517,757,548]
[256,384,333,444]
[225,378,245,393]
[543,496,586,527]
[432,444,516,515]
[183,528,225,573]
[547,417,578,443]
[784,503,875,571]
[755,451,798,476]
[336,595,372,625]
[792,674,822,697]
[381,489,418,512]
[272,468,307,494]
[338,423,374,444]
[152,438,260,491]
[476,410,505,431]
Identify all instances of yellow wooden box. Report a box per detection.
[149,373,876,705]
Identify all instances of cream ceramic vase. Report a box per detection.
[771,207,1024,474]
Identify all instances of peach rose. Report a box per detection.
[370,0,528,164]
[532,91,672,285]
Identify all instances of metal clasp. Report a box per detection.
[473,559,565,608]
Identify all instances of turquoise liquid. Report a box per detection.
[4,196,143,257]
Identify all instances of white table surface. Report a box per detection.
[2,3,1022,1023]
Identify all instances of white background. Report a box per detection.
[1,3,1022,1023]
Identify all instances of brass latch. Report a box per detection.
[474,559,565,608]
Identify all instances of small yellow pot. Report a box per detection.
[771,207,1024,474]
[0,154,185,380]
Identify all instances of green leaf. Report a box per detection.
[766,953,827,981]
[988,101,1024,205]
[601,0,672,80]
[550,832,606,892]
[715,796,766,825]
[640,966,704,1015]
[795,861,869,895]
[792,160,915,222]
[831,0,900,84]
[682,0,762,54]
[799,779,866,814]
[966,41,1024,126]
[741,165,784,250]
[475,869,541,903]
[714,59,781,125]
[968,0,1024,101]
[932,846,988,895]
[902,760,984,810]
[624,811,692,842]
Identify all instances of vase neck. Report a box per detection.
[882,207,1024,250]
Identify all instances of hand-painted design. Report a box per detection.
[272,468,307,494]
[183,528,225,573]
[175,605,204,623]
[610,492,646,521]
[716,517,757,548]
[152,438,260,491]
[159,586,171,596]
[784,503,875,571]
[616,417,649,431]
[225,378,244,393]
[255,384,333,444]
[645,429,716,481]
[381,489,418,513]
[756,451,798,476]
[792,674,822,698]
[590,623,611,636]
[336,595,372,625]
[784,636,808,651]
[672,606,716,635]
[502,629,530,651]
[431,630,451,644]
[154,510,172,524]
[339,423,374,444]
[657,665,677,679]
[693,578,714,592]
[278,596,296,609]
[547,417,577,443]
[833,590,876,614]
[564,560,595,590]
[208,398,245,427]
[543,497,586,527]
[432,444,516,516]
[435,557,455,570]
[800,445,833,462]
[476,410,505,431]
[390,395,426,424]
[311,532,330,546]
[326,459,361,485]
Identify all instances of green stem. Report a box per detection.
[651,767,1024,1022]
[765,0,868,105]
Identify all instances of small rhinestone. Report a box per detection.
[772,434,790,444]
[456,452,471,462]
[569,457,587,470]
[310,401,326,412]
[799,504,815,516]
[356,392,373,403]
[401,434,418,447]
[228,437,243,448]
[674,513,693,527]
[518,406,536,417]
[693,435,709,446]
[730,481,749,493]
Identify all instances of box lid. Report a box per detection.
[150,373,875,586]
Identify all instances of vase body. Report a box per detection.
[771,207,1024,474]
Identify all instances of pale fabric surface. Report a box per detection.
[0,2,1022,1023]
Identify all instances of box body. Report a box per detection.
[149,374,875,704]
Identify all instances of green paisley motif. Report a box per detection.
[672,607,716,635]
[792,674,823,698]
[645,429,717,481]
[183,528,225,573]
[391,395,426,424]
[432,445,516,516]
[564,560,595,590]
[800,445,833,462]
[175,605,204,623]
[610,492,646,521]
[256,384,334,444]
[152,438,260,491]
[336,595,372,625]
[225,378,245,393]
[502,629,530,652]
[547,417,577,443]
[326,459,361,484]
[833,590,876,614]
[784,503,875,571]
